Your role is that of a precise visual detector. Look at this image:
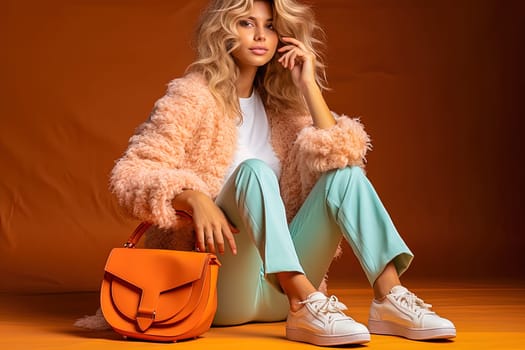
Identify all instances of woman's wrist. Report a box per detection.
[298,78,319,95]
[301,82,336,129]
[172,190,197,213]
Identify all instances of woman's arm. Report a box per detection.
[110,76,212,229]
[278,36,335,129]
[276,36,371,197]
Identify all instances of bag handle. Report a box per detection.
[123,210,193,248]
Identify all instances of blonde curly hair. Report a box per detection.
[187,0,327,119]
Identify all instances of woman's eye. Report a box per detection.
[239,20,253,27]
[267,24,275,30]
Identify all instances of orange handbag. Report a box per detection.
[100,220,221,342]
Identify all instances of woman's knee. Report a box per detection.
[237,159,273,174]
[322,166,369,201]
[235,159,277,182]
[329,166,366,182]
[230,159,281,197]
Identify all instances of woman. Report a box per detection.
[110,0,456,346]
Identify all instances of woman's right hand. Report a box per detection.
[172,190,238,255]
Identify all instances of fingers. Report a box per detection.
[223,225,238,255]
[195,225,207,253]
[182,191,238,255]
[277,37,313,71]
[194,219,238,256]
[213,223,238,256]
[213,223,225,255]
[278,46,301,70]
[278,49,298,70]
[195,223,219,254]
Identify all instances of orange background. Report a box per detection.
[1,0,523,293]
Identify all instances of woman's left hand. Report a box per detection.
[278,36,336,129]
[277,37,316,90]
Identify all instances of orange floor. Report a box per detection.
[1,280,524,350]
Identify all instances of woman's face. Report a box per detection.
[231,1,278,71]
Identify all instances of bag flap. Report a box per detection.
[104,248,209,291]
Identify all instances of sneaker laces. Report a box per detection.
[392,290,434,317]
[301,295,348,314]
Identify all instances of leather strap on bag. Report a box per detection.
[124,210,193,248]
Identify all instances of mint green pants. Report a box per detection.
[213,159,413,325]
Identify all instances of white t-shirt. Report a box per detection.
[223,91,281,181]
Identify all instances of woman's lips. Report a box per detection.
[250,48,268,55]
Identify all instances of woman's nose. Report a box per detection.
[254,27,266,41]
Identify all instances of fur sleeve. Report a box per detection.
[110,75,213,228]
[294,113,371,172]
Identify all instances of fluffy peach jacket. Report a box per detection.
[110,72,371,233]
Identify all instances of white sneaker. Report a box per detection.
[286,292,370,346]
[368,286,456,340]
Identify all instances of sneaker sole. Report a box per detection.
[286,327,371,346]
[368,319,456,340]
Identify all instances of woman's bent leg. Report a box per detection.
[290,166,414,287]
[289,166,456,341]
[213,159,302,325]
